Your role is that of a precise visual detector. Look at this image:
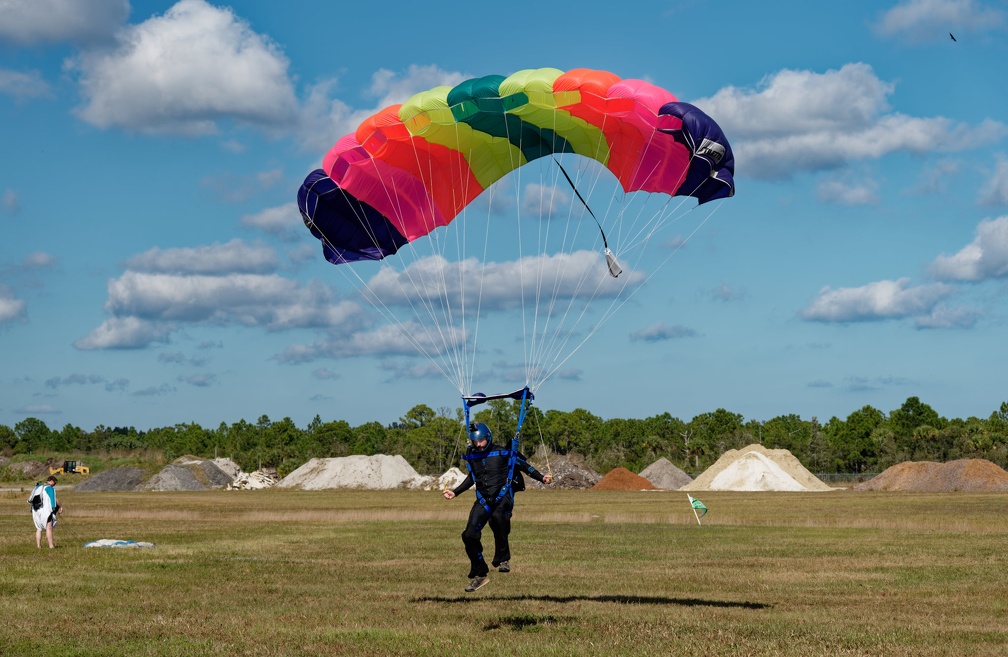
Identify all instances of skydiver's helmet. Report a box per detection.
[469,422,492,447]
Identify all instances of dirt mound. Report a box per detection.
[682,444,832,492]
[593,467,657,491]
[276,455,422,490]
[75,468,148,492]
[854,459,1008,492]
[525,454,601,490]
[5,460,48,480]
[639,458,693,490]
[145,460,232,491]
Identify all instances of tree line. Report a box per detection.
[3,396,1008,478]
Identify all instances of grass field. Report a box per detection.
[2,487,1007,656]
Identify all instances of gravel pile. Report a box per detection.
[639,458,693,490]
[75,468,148,492]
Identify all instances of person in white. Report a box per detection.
[29,475,61,549]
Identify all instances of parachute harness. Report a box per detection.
[462,386,532,514]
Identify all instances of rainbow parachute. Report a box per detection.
[299,67,733,265]
[297,67,734,397]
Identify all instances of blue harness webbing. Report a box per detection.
[462,386,532,515]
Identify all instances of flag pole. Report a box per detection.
[688,494,702,525]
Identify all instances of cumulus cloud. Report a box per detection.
[0,0,128,45]
[697,63,1006,179]
[296,64,468,152]
[0,286,27,323]
[124,239,278,275]
[0,68,52,101]
[817,177,880,205]
[76,239,366,349]
[241,204,303,241]
[801,277,956,323]
[929,215,1008,280]
[365,251,643,312]
[276,322,464,364]
[874,0,1005,42]
[69,0,299,134]
[521,183,572,217]
[630,323,698,342]
[3,189,21,214]
[979,154,1008,206]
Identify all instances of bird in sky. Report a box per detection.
[950,32,957,42]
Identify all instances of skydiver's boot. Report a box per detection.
[497,560,510,573]
[465,576,489,592]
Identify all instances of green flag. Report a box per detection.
[688,494,707,517]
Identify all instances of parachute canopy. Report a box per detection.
[297,67,734,397]
[299,67,734,266]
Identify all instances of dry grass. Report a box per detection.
[1,488,1007,656]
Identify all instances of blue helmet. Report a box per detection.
[469,422,492,445]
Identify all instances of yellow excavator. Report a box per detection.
[49,460,90,476]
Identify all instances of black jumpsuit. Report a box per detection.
[451,440,547,578]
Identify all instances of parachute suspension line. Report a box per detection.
[302,192,460,389]
[536,197,727,389]
[527,400,553,481]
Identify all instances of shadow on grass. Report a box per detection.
[414,593,769,609]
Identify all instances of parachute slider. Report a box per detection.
[605,248,622,278]
[463,386,533,408]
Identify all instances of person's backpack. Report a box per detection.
[28,485,44,511]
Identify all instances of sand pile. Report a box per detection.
[276,455,422,490]
[682,444,832,492]
[228,469,280,490]
[592,467,657,490]
[639,458,693,490]
[421,467,468,491]
[854,459,1008,492]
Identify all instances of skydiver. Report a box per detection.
[950,32,957,42]
[443,422,552,592]
[28,475,62,549]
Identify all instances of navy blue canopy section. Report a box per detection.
[298,169,409,264]
[463,386,534,408]
[658,102,735,205]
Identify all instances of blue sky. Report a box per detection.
[2,0,1007,432]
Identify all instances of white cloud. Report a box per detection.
[124,239,278,275]
[241,204,303,241]
[630,322,697,342]
[365,250,643,312]
[874,0,1005,42]
[296,64,468,152]
[3,189,21,214]
[929,215,1008,280]
[0,0,127,45]
[74,316,173,350]
[0,68,52,101]
[979,154,1008,206]
[697,63,1006,179]
[801,278,955,322]
[521,183,571,217]
[914,303,980,328]
[102,271,359,329]
[276,322,464,364]
[0,286,26,323]
[78,240,366,349]
[817,177,880,205]
[69,0,299,134]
